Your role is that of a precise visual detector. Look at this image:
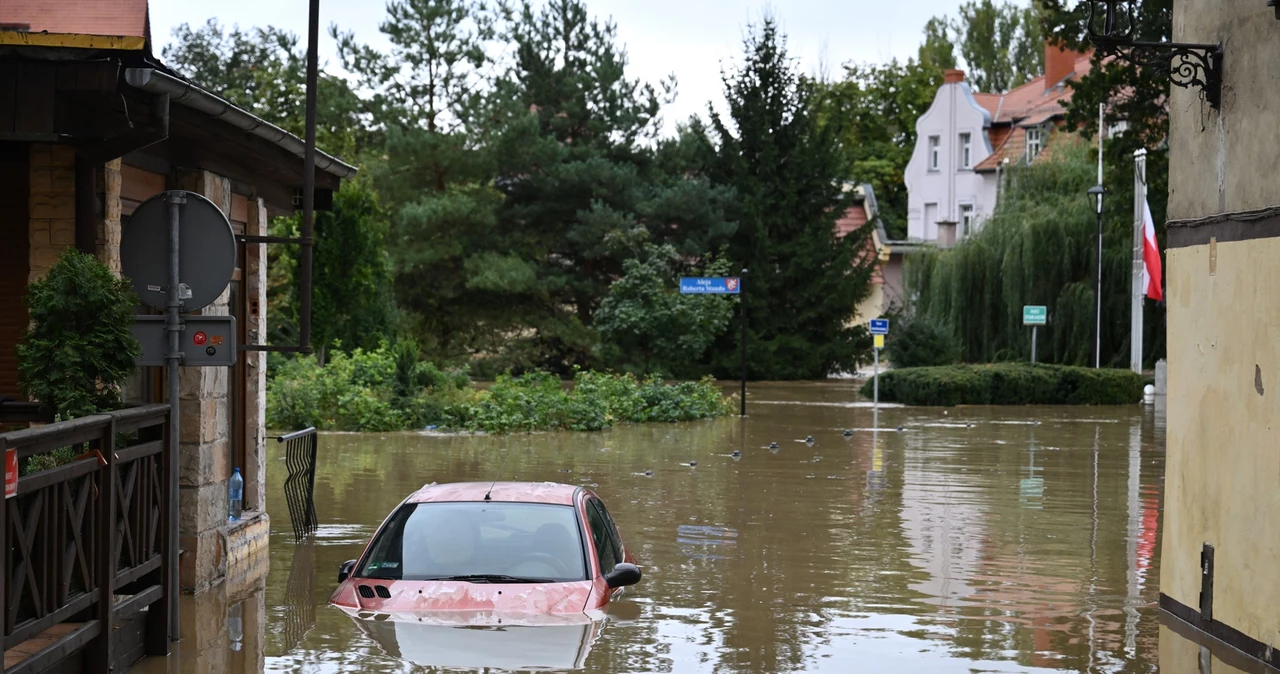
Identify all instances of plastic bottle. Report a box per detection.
[228,467,244,521]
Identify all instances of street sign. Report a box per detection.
[5,447,16,499]
[1023,306,1048,326]
[679,277,741,294]
[869,318,889,335]
[132,315,237,367]
[873,334,885,349]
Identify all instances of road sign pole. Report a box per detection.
[1031,326,1038,364]
[873,346,879,408]
[163,192,184,641]
[740,269,747,417]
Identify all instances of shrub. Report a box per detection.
[861,363,1144,406]
[886,316,961,368]
[17,250,140,473]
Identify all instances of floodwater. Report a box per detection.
[136,382,1269,673]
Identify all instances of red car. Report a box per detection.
[330,481,641,616]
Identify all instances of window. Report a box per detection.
[928,135,941,171]
[1026,126,1044,161]
[357,502,588,582]
[959,203,975,236]
[959,133,972,169]
[586,500,621,574]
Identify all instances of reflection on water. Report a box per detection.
[137,382,1235,672]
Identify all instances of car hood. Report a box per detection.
[330,579,594,614]
[350,611,604,670]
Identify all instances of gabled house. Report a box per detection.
[836,183,927,324]
[904,43,1093,246]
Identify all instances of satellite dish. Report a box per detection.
[121,190,237,313]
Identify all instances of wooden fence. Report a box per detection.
[0,404,173,673]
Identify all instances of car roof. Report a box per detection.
[405,481,582,506]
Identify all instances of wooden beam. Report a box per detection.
[13,61,54,136]
[0,32,145,50]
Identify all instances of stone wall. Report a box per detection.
[26,144,75,282]
[244,198,268,511]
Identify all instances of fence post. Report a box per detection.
[146,410,173,653]
[87,418,117,673]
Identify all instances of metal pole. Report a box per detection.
[298,0,319,353]
[163,192,185,639]
[1095,208,1103,369]
[739,269,747,417]
[1031,326,1038,364]
[1131,149,1147,374]
[873,346,879,408]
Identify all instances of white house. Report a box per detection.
[904,44,1093,246]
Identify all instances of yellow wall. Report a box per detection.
[1162,236,1280,646]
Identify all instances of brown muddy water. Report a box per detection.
[135,382,1266,673]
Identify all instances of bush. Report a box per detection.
[267,344,735,433]
[17,250,140,474]
[861,363,1144,406]
[886,317,961,368]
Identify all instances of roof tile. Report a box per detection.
[0,0,147,38]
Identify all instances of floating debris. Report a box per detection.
[843,429,854,437]
[768,441,780,449]
[731,450,742,458]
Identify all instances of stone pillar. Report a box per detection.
[96,159,122,276]
[174,169,234,592]
[244,198,268,511]
[27,144,76,282]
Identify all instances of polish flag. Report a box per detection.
[1140,199,1163,302]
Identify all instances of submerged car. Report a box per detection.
[330,481,642,615]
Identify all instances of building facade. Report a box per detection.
[0,0,353,600]
[904,44,1092,246]
[1159,2,1280,667]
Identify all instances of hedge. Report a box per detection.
[860,363,1145,406]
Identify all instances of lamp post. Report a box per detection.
[1088,185,1106,369]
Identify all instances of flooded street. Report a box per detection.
[137,383,1260,673]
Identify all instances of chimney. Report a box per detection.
[944,69,965,84]
[1044,41,1077,91]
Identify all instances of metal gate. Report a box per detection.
[277,427,318,541]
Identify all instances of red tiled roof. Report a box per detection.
[0,0,147,38]
[835,204,884,285]
[974,52,1093,127]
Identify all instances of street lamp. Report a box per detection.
[1088,185,1106,369]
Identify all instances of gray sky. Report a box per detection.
[150,0,966,134]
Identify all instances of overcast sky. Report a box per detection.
[150,0,966,135]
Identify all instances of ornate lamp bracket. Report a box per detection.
[1086,1,1224,109]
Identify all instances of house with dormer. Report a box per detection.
[904,43,1093,246]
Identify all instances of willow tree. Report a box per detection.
[909,142,1163,367]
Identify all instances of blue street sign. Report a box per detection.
[870,318,889,335]
[680,277,741,294]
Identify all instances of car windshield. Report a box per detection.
[357,502,588,583]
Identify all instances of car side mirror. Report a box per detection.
[338,559,356,583]
[605,562,641,589]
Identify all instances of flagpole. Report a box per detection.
[1132,149,1147,374]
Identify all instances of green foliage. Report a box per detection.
[593,244,736,378]
[267,341,471,432]
[268,179,399,360]
[862,363,1144,406]
[950,0,1044,93]
[908,143,1164,368]
[18,250,140,420]
[266,343,733,433]
[887,317,962,368]
[704,16,875,379]
[17,251,141,474]
[447,369,733,433]
[163,19,376,158]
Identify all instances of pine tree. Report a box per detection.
[706,17,875,380]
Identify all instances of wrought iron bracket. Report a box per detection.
[1093,39,1223,109]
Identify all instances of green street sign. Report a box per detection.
[1023,305,1048,326]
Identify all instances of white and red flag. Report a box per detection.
[1140,198,1163,302]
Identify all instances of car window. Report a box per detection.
[595,498,624,558]
[585,499,620,574]
[357,502,587,582]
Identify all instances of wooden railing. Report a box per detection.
[0,404,172,674]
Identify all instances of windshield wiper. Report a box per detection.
[436,574,555,584]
